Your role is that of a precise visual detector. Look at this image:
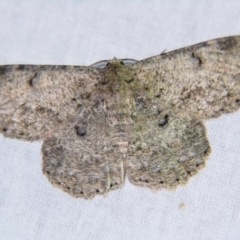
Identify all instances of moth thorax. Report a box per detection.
[106,61,135,84]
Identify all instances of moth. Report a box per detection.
[0,36,239,199]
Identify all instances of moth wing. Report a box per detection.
[133,36,240,119]
[0,65,100,140]
[42,102,125,199]
[127,101,210,189]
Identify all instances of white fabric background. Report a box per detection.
[0,1,240,240]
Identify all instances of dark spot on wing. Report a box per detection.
[18,65,26,70]
[75,126,86,136]
[204,148,210,155]
[217,37,238,51]
[60,66,69,70]
[159,114,168,126]
[200,42,208,47]
[36,107,45,114]
[28,73,37,87]
[110,182,118,188]
[0,66,8,75]
[100,78,109,85]
[94,98,103,107]
[191,52,202,65]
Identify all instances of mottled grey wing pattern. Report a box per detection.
[127,100,210,190]
[127,36,240,190]
[42,100,125,199]
[134,36,240,119]
[0,35,239,199]
[0,64,127,199]
[0,65,100,140]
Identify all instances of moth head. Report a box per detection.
[91,58,137,84]
[90,58,137,68]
